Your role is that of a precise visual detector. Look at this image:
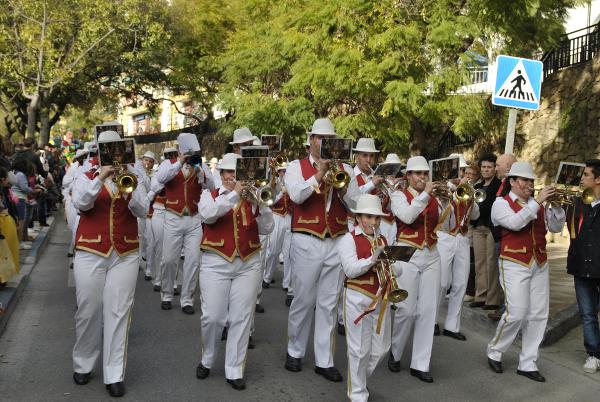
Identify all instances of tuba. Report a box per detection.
[370,226,408,304]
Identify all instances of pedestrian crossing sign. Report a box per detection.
[492,55,543,111]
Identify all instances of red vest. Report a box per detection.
[499,195,547,267]
[345,230,388,298]
[271,192,289,216]
[75,172,139,257]
[447,200,470,236]
[163,167,203,216]
[147,191,166,218]
[356,174,395,223]
[395,189,439,248]
[201,189,262,262]
[291,157,348,238]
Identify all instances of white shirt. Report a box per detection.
[155,159,215,190]
[198,187,274,235]
[491,191,565,233]
[71,171,148,219]
[147,176,166,210]
[337,227,377,279]
[284,154,354,212]
[436,197,480,233]
[391,186,433,225]
[346,165,374,209]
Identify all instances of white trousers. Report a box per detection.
[160,211,202,307]
[200,252,261,379]
[65,196,79,252]
[282,222,293,294]
[344,288,391,402]
[487,259,549,371]
[72,250,138,384]
[287,233,344,368]
[264,214,290,283]
[138,218,147,260]
[435,231,470,333]
[391,246,440,372]
[149,208,165,287]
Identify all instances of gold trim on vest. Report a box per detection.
[166,199,179,205]
[203,239,225,247]
[123,236,139,244]
[398,231,419,239]
[78,234,102,243]
[298,216,319,224]
[503,245,527,254]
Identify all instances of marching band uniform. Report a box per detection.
[71,131,148,397]
[285,118,354,380]
[155,133,214,313]
[435,188,479,338]
[137,151,156,280]
[196,153,274,390]
[63,150,89,253]
[389,156,440,383]
[487,162,565,381]
[338,194,392,402]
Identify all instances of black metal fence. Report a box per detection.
[542,24,600,78]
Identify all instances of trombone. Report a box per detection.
[370,225,408,304]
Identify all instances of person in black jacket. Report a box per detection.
[470,154,502,310]
[566,159,600,373]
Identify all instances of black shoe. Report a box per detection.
[144,274,152,281]
[227,378,246,390]
[196,363,210,379]
[482,304,500,310]
[142,257,147,262]
[262,280,270,289]
[255,304,265,313]
[469,301,485,308]
[270,279,275,284]
[182,305,195,315]
[488,358,503,373]
[153,285,161,292]
[337,323,346,336]
[67,252,74,258]
[105,382,125,397]
[285,295,294,307]
[285,353,302,372]
[39,223,50,227]
[174,287,181,296]
[221,327,228,341]
[434,324,440,336]
[283,287,288,292]
[443,329,467,341]
[388,352,401,373]
[517,370,546,382]
[73,372,91,385]
[248,336,255,349]
[161,301,172,310]
[410,369,433,383]
[315,366,343,382]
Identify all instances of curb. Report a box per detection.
[0,216,57,338]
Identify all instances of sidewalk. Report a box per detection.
[0,214,57,336]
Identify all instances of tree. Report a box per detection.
[215,0,577,155]
[0,0,172,144]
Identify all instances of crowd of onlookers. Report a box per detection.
[0,137,67,288]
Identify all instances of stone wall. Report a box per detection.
[511,54,600,183]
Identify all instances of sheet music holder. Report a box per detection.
[373,163,402,177]
[235,157,268,181]
[260,135,282,152]
[320,138,352,160]
[376,246,416,262]
[98,139,136,166]
[240,146,269,158]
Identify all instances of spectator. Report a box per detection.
[11,159,37,249]
[470,154,502,311]
[13,138,46,177]
[0,167,19,285]
[465,163,481,301]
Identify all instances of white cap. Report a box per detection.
[74,149,89,159]
[97,130,121,143]
[449,153,468,168]
[307,118,337,137]
[252,137,261,146]
[163,147,177,155]
[507,161,535,180]
[177,133,200,153]
[353,138,379,153]
[230,127,255,145]
[381,153,401,165]
[405,156,429,172]
[209,157,218,164]
[218,153,241,170]
[143,151,156,161]
[84,141,97,152]
[351,194,387,216]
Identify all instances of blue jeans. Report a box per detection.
[574,276,600,358]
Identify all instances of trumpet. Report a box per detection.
[240,181,275,207]
[271,152,287,169]
[113,160,137,194]
[548,186,594,206]
[432,181,452,199]
[370,225,408,304]
[328,162,350,190]
[455,183,486,203]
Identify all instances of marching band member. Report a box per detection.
[71,130,148,398]
[434,154,480,340]
[196,153,274,390]
[486,161,564,382]
[230,127,258,155]
[284,118,354,382]
[139,151,156,281]
[388,155,440,383]
[155,133,214,314]
[338,193,393,402]
[63,149,89,255]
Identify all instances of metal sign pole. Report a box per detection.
[504,108,517,154]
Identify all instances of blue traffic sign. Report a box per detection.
[492,55,543,110]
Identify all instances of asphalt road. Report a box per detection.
[1,216,600,401]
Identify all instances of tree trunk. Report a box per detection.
[26,93,40,139]
[409,117,426,156]
[39,107,50,147]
